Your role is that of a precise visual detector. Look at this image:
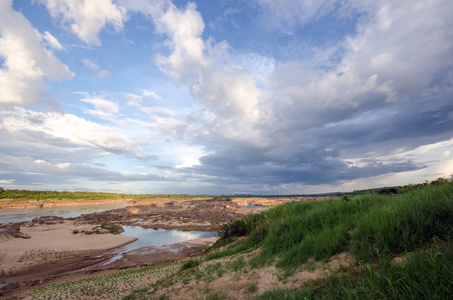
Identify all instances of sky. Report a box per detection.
[0,0,452,195]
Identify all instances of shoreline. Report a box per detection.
[0,196,330,211]
[0,220,137,274]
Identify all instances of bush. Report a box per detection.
[180,259,200,270]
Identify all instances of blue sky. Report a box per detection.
[1,0,452,195]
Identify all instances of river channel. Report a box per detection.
[0,204,217,247]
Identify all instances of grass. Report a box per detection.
[209,181,453,270]
[255,245,453,299]
[29,263,180,300]
[181,259,200,270]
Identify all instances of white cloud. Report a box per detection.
[81,58,111,78]
[38,0,127,46]
[81,96,119,114]
[42,31,64,50]
[0,179,15,185]
[255,0,337,34]
[342,0,453,95]
[128,1,261,124]
[142,90,162,101]
[81,58,99,71]
[154,2,207,82]
[0,0,73,106]
[0,107,141,158]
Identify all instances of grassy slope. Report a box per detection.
[28,182,453,299]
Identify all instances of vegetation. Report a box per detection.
[0,189,214,200]
[211,179,453,266]
[29,263,180,300]
[21,179,453,299]
[254,245,453,299]
[91,222,124,234]
[337,177,452,196]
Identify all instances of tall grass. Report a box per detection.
[212,182,453,269]
[352,182,453,260]
[254,246,453,300]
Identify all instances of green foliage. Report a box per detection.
[352,182,453,260]
[0,189,214,200]
[338,177,452,197]
[99,222,124,233]
[180,259,200,270]
[255,246,453,299]
[230,257,246,271]
[210,181,453,270]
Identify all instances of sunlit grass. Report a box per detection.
[210,181,453,269]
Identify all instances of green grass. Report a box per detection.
[254,245,453,299]
[181,259,200,270]
[210,181,453,270]
[29,263,180,300]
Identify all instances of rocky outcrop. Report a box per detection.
[74,198,243,230]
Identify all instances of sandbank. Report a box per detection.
[0,220,136,274]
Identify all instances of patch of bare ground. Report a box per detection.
[152,250,355,300]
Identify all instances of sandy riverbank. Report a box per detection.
[0,220,136,279]
[0,219,218,298]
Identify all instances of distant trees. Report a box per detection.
[338,177,452,197]
[0,189,214,200]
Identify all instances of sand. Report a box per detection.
[0,220,136,274]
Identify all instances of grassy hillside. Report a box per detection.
[29,181,453,299]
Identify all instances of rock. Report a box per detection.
[15,232,31,239]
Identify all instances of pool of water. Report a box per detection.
[120,226,217,251]
[0,203,126,224]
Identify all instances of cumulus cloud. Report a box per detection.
[6,0,447,193]
[0,0,73,106]
[38,0,127,46]
[123,1,261,124]
[0,107,141,158]
[172,0,453,192]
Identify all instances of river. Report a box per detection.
[0,204,217,247]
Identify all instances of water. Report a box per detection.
[0,205,217,248]
[120,226,217,251]
[0,203,126,224]
[1,204,217,259]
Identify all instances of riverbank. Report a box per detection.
[0,196,329,210]
[0,220,136,274]
[0,218,219,298]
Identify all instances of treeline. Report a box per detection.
[0,189,214,200]
[338,177,452,196]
